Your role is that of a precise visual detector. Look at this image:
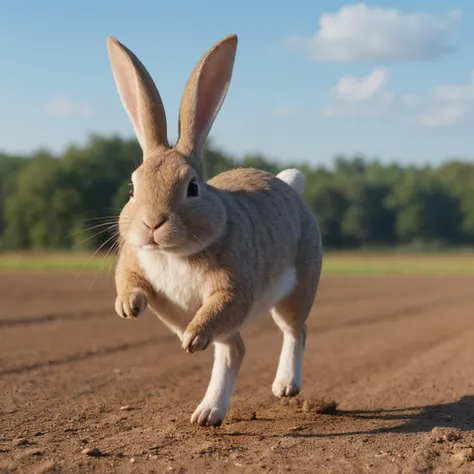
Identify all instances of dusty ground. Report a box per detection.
[1,272,474,473]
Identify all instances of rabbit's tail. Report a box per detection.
[276,169,306,195]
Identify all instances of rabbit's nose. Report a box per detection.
[142,216,167,230]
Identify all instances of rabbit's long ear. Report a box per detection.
[176,34,237,156]
[107,37,169,155]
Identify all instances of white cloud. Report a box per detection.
[418,104,465,127]
[407,72,474,127]
[272,106,300,117]
[433,72,474,101]
[44,94,94,118]
[287,3,461,62]
[321,67,393,117]
[331,66,389,101]
[280,70,474,126]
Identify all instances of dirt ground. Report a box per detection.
[1,272,474,473]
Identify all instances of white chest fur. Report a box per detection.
[136,249,205,315]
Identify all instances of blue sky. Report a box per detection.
[2,0,474,166]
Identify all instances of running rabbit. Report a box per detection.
[107,33,323,426]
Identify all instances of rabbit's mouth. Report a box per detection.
[141,243,159,251]
[140,242,182,253]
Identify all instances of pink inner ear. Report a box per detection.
[191,45,233,149]
[112,52,143,146]
[195,67,222,137]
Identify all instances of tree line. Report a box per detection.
[0,134,473,251]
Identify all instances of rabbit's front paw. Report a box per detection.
[182,326,211,353]
[115,289,148,319]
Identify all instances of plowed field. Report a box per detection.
[1,272,474,473]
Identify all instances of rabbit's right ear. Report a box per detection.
[176,34,237,157]
[107,37,169,155]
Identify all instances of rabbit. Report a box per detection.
[107,33,323,427]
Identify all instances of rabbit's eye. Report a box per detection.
[128,181,134,198]
[187,179,199,198]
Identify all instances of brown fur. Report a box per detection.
[107,33,323,426]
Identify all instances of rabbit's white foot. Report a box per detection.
[272,378,301,397]
[191,402,226,426]
[271,327,304,398]
[190,373,233,427]
[190,334,245,426]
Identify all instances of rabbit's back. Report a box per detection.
[208,167,321,318]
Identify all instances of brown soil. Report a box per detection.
[1,272,474,473]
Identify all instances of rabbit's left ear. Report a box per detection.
[176,34,238,156]
[107,36,170,156]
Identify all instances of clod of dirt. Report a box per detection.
[81,447,103,457]
[430,427,462,443]
[289,426,305,432]
[430,427,446,443]
[228,407,257,423]
[406,447,437,473]
[452,448,474,468]
[16,438,29,446]
[120,405,135,411]
[301,398,338,414]
[289,397,303,407]
[444,431,461,442]
[198,447,216,457]
[26,448,43,456]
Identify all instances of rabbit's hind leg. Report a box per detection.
[271,302,308,398]
[190,332,245,426]
[271,270,318,398]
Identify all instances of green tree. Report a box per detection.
[311,184,348,249]
[436,161,474,243]
[341,181,396,246]
[1,134,473,251]
[387,172,462,246]
[3,155,84,249]
[0,154,26,247]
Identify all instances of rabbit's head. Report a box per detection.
[107,34,237,256]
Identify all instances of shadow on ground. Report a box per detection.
[221,395,474,440]
[281,395,474,439]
